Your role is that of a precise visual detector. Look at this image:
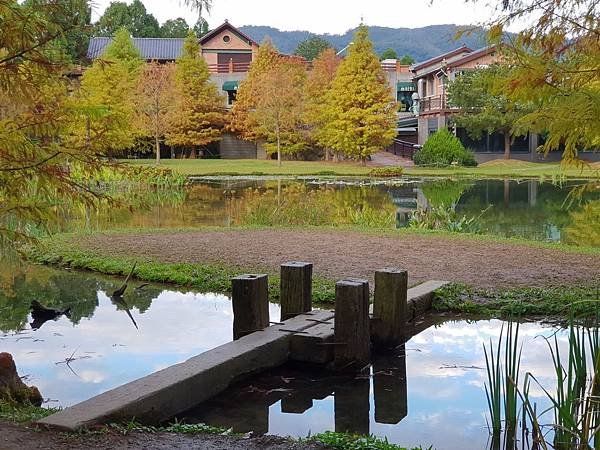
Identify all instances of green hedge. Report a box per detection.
[414,129,477,167]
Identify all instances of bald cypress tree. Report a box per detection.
[228,39,280,141]
[70,28,143,154]
[321,25,397,164]
[165,31,225,157]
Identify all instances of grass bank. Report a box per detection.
[26,234,337,303]
[26,230,600,317]
[123,158,600,179]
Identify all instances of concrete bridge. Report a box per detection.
[38,264,448,432]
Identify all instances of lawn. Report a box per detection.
[124,158,600,179]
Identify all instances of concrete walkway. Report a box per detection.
[368,151,414,167]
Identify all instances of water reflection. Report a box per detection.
[180,319,572,450]
[54,177,600,246]
[0,263,280,407]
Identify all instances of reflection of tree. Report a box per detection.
[456,180,598,243]
[230,183,396,228]
[564,200,600,247]
[0,264,162,333]
[420,179,472,208]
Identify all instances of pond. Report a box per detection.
[179,318,574,450]
[0,261,589,448]
[56,177,600,247]
[0,262,280,407]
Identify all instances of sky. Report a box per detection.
[90,0,502,34]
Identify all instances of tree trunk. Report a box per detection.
[324,148,330,161]
[503,133,511,160]
[276,125,282,167]
[155,137,160,165]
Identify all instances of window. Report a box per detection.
[223,35,231,43]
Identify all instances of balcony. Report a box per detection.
[207,61,251,74]
[419,95,445,113]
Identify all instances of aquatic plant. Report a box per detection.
[482,320,522,435]
[520,321,600,449]
[408,205,482,233]
[369,167,404,178]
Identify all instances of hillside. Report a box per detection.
[238,24,489,62]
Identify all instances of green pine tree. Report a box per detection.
[165,31,226,156]
[321,25,397,164]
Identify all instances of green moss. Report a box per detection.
[433,283,600,318]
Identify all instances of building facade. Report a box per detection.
[87,21,258,109]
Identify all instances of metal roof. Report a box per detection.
[87,37,185,61]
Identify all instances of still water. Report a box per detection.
[182,319,570,450]
[59,177,600,246]
[0,263,280,407]
[0,263,584,448]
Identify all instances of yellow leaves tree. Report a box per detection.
[249,57,307,166]
[321,25,397,164]
[228,39,280,141]
[135,62,175,164]
[304,48,341,160]
[69,27,143,156]
[0,0,122,247]
[165,31,226,157]
[480,0,600,163]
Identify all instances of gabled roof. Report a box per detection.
[446,45,497,69]
[199,20,259,47]
[87,37,185,61]
[412,45,473,71]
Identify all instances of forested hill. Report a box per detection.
[238,24,489,62]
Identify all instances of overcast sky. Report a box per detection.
[90,0,503,34]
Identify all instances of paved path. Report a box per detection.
[368,151,414,167]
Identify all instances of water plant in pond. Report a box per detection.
[408,205,483,233]
[482,321,521,435]
[520,321,600,449]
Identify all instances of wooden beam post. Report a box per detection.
[231,274,269,340]
[280,261,313,321]
[372,268,408,348]
[334,278,370,369]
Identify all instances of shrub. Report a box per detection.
[414,129,477,167]
[369,166,404,177]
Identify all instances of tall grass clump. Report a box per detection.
[483,321,522,435]
[521,320,600,449]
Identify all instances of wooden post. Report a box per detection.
[231,274,269,340]
[372,268,408,348]
[280,261,312,321]
[334,278,370,369]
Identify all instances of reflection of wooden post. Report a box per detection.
[372,268,408,348]
[232,274,269,340]
[334,278,370,369]
[335,379,370,435]
[280,262,312,321]
[373,346,408,424]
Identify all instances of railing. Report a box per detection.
[419,94,445,113]
[386,138,418,159]
[380,62,412,73]
[207,62,251,74]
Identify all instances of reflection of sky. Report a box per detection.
[3,288,280,407]
[196,320,570,450]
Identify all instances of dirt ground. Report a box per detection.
[0,422,325,450]
[79,229,600,289]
